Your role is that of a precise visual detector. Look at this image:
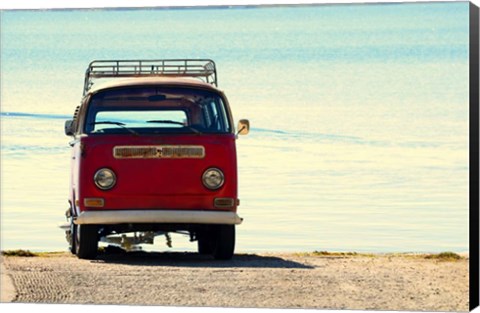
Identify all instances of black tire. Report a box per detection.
[213,224,235,260]
[69,219,76,255]
[75,224,99,260]
[197,231,214,255]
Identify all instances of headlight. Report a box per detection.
[94,168,116,190]
[202,168,224,190]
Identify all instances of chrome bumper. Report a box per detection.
[74,210,243,225]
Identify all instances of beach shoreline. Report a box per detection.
[0,251,469,311]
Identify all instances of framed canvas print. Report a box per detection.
[0,0,479,312]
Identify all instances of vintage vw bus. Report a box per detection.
[64,59,249,260]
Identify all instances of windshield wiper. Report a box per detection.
[146,120,201,134]
[90,121,139,136]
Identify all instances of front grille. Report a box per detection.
[114,145,205,159]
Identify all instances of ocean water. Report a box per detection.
[0,2,470,253]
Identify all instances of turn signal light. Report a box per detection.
[84,198,105,207]
[214,198,235,208]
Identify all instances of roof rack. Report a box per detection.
[83,59,217,95]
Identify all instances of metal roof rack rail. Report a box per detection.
[83,59,217,95]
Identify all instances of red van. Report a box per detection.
[64,59,249,260]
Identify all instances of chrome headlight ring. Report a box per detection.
[94,168,117,190]
[202,168,225,190]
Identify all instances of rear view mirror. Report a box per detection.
[237,119,250,135]
[65,120,75,136]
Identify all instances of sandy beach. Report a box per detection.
[0,250,469,311]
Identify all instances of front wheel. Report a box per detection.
[68,219,76,254]
[212,225,235,260]
[197,231,214,255]
[75,224,99,260]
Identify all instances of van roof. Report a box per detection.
[87,77,222,96]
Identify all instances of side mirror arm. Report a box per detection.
[236,119,250,136]
[236,125,247,136]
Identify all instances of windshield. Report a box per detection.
[84,86,231,135]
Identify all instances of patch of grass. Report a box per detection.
[35,251,69,257]
[1,250,69,257]
[297,251,375,257]
[425,252,462,261]
[313,251,358,256]
[1,250,38,257]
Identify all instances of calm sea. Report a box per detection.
[0,2,470,253]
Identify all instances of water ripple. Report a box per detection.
[1,111,71,120]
